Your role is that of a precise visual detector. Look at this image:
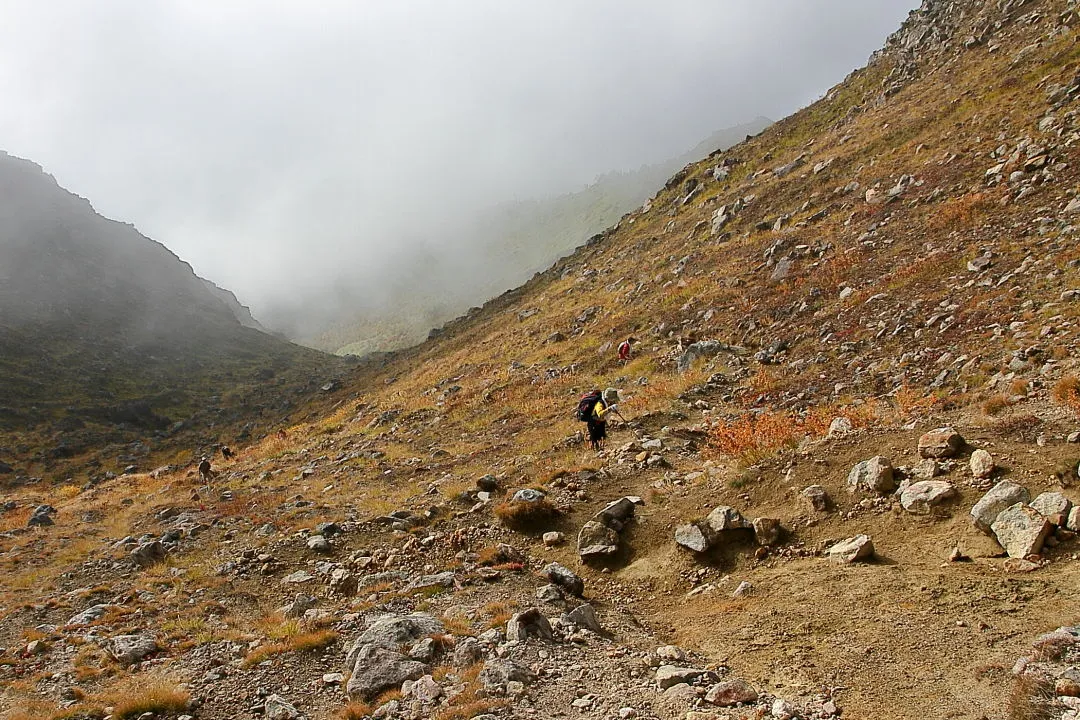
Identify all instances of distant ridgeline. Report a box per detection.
[0,151,345,479]
[302,117,773,356]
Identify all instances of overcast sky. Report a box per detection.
[0,1,917,330]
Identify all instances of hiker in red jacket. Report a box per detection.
[618,337,635,362]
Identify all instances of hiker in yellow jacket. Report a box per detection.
[587,388,622,451]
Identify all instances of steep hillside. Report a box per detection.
[4,2,1080,720]
[303,118,772,356]
[0,151,349,482]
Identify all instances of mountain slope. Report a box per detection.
[0,151,347,479]
[303,118,772,356]
[4,2,1080,720]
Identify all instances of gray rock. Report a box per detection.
[655,665,706,689]
[505,608,552,642]
[1030,492,1072,523]
[675,523,711,552]
[66,604,114,627]
[827,535,874,564]
[279,594,317,619]
[346,645,427,699]
[512,488,546,503]
[577,521,620,558]
[27,505,55,527]
[827,417,853,438]
[970,449,995,479]
[543,562,584,596]
[408,638,437,662]
[542,531,564,547]
[991,503,1052,558]
[705,679,759,706]
[329,568,358,596]
[801,485,830,512]
[405,572,456,592]
[536,584,565,604]
[677,340,725,373]
[971,481,1031,532]
[281,570,315,584]
[345,613,444,666]
[752,517,782,546]
[770,256,795,282]
[479,658,535,694]
[108,634,157,666]
[847,456,896,494]
[130,540,166,567]
[900,480,957,515]
[704,505,751,533]
[405,674,442,703]
[265,695,300,720]
[562,603,602,633]
[732,581,753,598]
[918,427,964,458]
[306,535,330,552]
[452,637,483,667]
[594,497,642,528]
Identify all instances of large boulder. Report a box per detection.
[675,523,711,552]
[705,679,759,706]
[847,456,896,494]
[991,503,1052,558]
[656,665,708,689]
[348,614,444,657]
[478,658,535,694]
[801,485,830,512]
[265,695,300,720]
[918,427,964,458]
[826,535,874,564]
[346,644,428,699]
[703,506,752,534]
[577,521,620,558]
[900,481,957,515]
[66,604,114,627]
[562,603,603,633]
[542,562,584,596]
[970,481,1031,532]
[130,540,167,567]
[593,496,642,530]
[1030,492,1073,523]
[108,634,158,666]
[505,608,553,642]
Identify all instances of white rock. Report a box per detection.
[900,481,957,515]
[826,535,874,564]
[265,695,300,720]
[969,449,995,479]
[1030,492,1072,522]
[847,456,895,494]
[991,503,1052,558]
[971,480,1031,532]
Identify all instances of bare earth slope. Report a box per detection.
[3,1,1080,720]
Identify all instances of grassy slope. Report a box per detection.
[3,1,1080,718]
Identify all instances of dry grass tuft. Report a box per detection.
[242,629,338,667]
[341,701,375,720]
[107,681,190,720]
[1006,673,1059,720]
[982,394,1012,416]
[492,497,558,531]
[894,382,940,419]
[1052,376,1080,415]
[707,411,806,465]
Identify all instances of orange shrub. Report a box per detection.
[1052,376,1080,415]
